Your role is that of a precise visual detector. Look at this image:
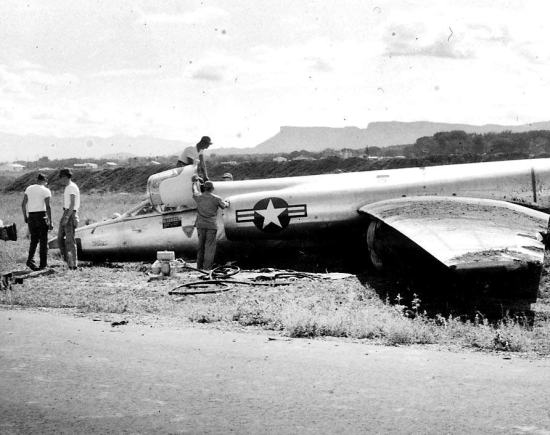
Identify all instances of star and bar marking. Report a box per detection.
[236,197,308,233]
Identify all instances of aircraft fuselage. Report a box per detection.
[72,158,550,260]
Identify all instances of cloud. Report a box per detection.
[184,54,240,82]
[12,60,44,71]
[0,63,78,95]
[384,24,472,59]
[32,113,54,120]
[92,68,163,78]
[307,57,332,72]
[0,64,32,98]
[468,24,512,45]
[136,6,229,25]
[191,67,224,82]
[76,115,98,125]
[24,70,78,87]
[390,39,470,59]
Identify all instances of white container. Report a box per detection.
[151,260,161,275]
[157,251,175,261]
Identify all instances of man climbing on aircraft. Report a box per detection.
[191,175,229,270]
[177,136,212,181]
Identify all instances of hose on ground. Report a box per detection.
[174,261,240,280]
[168,264,318,296]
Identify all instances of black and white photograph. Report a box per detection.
[2,1,550,433]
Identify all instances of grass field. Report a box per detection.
[2,192,550,355]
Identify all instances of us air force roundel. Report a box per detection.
[236,197,307,233]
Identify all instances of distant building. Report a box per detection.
[273,156,288,163]
[0,163,25,172]
[103,161,118,168]
[74,162,98,169]
[149,160,161,165]
[220,161,238,166]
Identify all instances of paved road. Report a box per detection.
[1,309,550,434]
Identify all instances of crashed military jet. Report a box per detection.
[50,158,550,299]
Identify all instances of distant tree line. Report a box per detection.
[404,129,550,158]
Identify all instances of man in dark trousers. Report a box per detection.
[57,168,80,270]
[21,173,53,270]
[191,175,229,270]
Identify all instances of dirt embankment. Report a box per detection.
[2,156,489,194]
[2,165,172,194]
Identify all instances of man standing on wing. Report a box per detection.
[177,136,212,181]
[57,168,80,270]
[21,173,53,270]
[191,175,229,270]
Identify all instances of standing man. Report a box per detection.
[21,173,53,270]
[57,168,80,270]
[191,175,229,270]
[177,136,212,181]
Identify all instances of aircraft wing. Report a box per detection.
[358,196,549,271]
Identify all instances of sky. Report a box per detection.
[1,0,550,155]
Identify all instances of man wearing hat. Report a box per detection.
[177,135,212,180]
[191,175,229,270]
[57,168,80,269]
[21,173,53,270]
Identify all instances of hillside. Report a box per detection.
[3,120,550,162]
[0,132,190,162]
[245,121,550,154]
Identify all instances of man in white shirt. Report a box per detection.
[176,135,212,180]
[57,168,80,269]
[21,173,53,270]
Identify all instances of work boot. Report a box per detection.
[26,260,38,271]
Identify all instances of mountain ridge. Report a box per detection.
[2,120,550,161]
[0,132,189,162]
[245,121,550,154]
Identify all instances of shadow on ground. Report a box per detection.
[221,244,540,321]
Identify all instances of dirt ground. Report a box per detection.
[2,308,550,434]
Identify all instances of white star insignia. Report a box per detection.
[256,199,287,228]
